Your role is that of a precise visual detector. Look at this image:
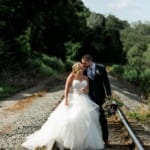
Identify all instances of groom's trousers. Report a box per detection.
[99,104,108,143]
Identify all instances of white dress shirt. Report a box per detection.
[87,63,96,79]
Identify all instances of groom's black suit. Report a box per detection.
[84,63,111,143]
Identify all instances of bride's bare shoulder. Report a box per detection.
[66,73,74,81]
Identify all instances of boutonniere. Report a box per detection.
[96,69,102,75]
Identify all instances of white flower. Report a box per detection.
[96,69,102,75]
[96,69,100,75]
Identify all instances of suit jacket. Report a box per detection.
[84,63,111,106]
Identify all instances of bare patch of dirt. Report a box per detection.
[4,91,46,112]
[0,125,13,134]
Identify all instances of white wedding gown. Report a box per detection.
[22,80,104,150]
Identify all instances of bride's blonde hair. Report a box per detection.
[72,62,82,74]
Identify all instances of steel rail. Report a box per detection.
[117,108,144,150]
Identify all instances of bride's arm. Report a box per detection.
[64,73,73,105]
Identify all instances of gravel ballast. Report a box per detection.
[0,89,63,150]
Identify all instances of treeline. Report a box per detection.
[0,0,149,98]
[0,0,126,69]
[111,22,150,98]
[0,0,126,99]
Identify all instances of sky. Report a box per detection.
[82,0,150,23]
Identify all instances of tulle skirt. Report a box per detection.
[22,93,104,150]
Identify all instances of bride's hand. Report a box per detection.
[80,88,87,94]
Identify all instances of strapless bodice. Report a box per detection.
[71,80,87,94]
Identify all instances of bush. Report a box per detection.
[123,66,139,83]
[41,54,65,73]
[39,63,56,76]
[110,64,150,98]
[15,26,32,60]
[122,66,150,97]
[139,68,150,97]
[0,82,17,100]
[27,58,55,76]
[64,41,81,60]
[110,64,124,78]
[140,68,150,81]
[27,54,66,76]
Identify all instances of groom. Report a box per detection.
[81,54,111,145]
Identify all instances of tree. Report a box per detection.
[120,22,150,97]
[87,12,105,29]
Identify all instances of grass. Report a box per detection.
[128,105,150,125]
[112,98,124,107]
[112,97,150,125]
[112,97,150,126]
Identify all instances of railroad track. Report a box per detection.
[40,102,150,150]
[105,100,150,150]
[107,107,150,150]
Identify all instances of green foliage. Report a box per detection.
[143,44,150,67]
[87,12,105,29]
[127,43,147,67]
[131,21,150,35]
[39,63,56,76]
[119,66,150,97]
[128,111,143,121]
[139,68,150,96]
[121,22,150,53]
[106,15,129,30]
[64,41,82,60]
[123,66,139,83]
[140,68,150,81]
[110,64,124,78]
[1,0,149,99]
[119,22,150,98]
[128,110,150,124]
[111,98,124,107]
[103,15,126,63]
[15,26,32,60]
[0,82,17,100]
[41,54,65,73]
[0,54,66,99]
[26,58,54,76]
[0,0,126,68]
[27,55,65,76]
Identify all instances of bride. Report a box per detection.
[22,62,104,150]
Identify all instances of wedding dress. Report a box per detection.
[22,80,104,150]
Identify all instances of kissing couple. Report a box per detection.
[22,54,111,150]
